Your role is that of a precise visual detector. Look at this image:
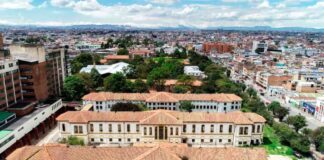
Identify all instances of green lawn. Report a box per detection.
[262,125,294,156]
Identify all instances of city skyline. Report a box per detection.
[1,0,324,28]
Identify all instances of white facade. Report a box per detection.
[0,99,63,154]
[80,62,129,75]
[87,100,241,113]
[315,97,324,122]
[184,66,206,78]
[58,110,265,147]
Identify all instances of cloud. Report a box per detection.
[150,0,180,5]
[0,0,33,9]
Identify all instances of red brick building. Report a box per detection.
[202,42,233,54]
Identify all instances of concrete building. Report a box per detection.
[252,41,268,54]
[57,110,266,147]
[0,58,22,110]
[255,72,291,89]
[82,92,242,112]
[9,44,66,100]
[0,99,64,158]
[184,66,206,79]
[315,97,324,122]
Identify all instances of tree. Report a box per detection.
[268,101,281,114]
[311,127,324,152]
[76,72,94,92]
[104,73,131,92]
[111,103,146,111]
[290,135,310,154]
[117,48,129,55]
[71,53,100,74]
[173,85,190,93]
[90,68,103,88]
[276,107,289,122]
[63,76,86,100]
[287,115,307,132]
[132,79,149,93]
[177,74,194,86]
[180,101,194,112]
[272,122,297,144]
[246,88,257,98]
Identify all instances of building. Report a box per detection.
[9,44,66,101]
[6,144,268,160]
[129,48,154,58]
[252,41,268,54]
[100,55,130,64]
[202,42,233,54]
[82,92,242,112]
[315,97,324,122]
[80,62,129,76]
[0,99,64,157]
[184,66,206,78]
[256,72,291,89]
[57,110,266,147]
[0,58,22,110]
[0,33,3,49]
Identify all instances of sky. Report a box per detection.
[0,0,324,28]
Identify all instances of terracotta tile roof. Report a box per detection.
[105,55,130,60]
[7,144,268,160]
[56,110,265,125]
[82,92,242,103]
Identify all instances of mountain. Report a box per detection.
[1,24,324,32]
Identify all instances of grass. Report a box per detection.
[262,125,294,156]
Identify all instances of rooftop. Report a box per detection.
[0,130,12,140]
[0,111,15,122]
[7,144,268,160]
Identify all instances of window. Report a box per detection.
[229,125,232,133]
[74,125,83,134]
[90,124,94,132]
[144,127,147,135]
[128,138,131,142]
[183,125,186,133]
[127,124,131,133]
[192,139,195,143]
[118,124,121,132]
[136,124,140,132]
[210,125,214,133]
[62,124,65,132]
[100,138,103,142]
[170,127,173,135]
[109,138,112,142]
[244,127,248,135]
[252,125,255,133]
[192,125,196,133]
[149,127,152,135]
[108,124,112,132]
[118,138,122,142]
[91,138,94,142]
[137,138,140,142]
[201,125,205,133]
[219,139,222,143]
[239,127,244,135]
[99,124,103,132]
[201,139,204,143]
[257,125,260,133]
[176,128,179,135]
[219,125,223,133]
[210,139,213,143]
[228,139,231,143]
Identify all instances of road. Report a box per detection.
[243,78,324,130]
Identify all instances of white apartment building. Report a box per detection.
[315,97,324,122]
[82,92,242,113]
[57,110,266,147]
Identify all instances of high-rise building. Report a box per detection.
[0,58,22,110]
[9,44,66,101]
[252,41,268,54]
[0,33,3,49]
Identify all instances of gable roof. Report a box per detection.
[7,144,268,160]
[56,110,266,125]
